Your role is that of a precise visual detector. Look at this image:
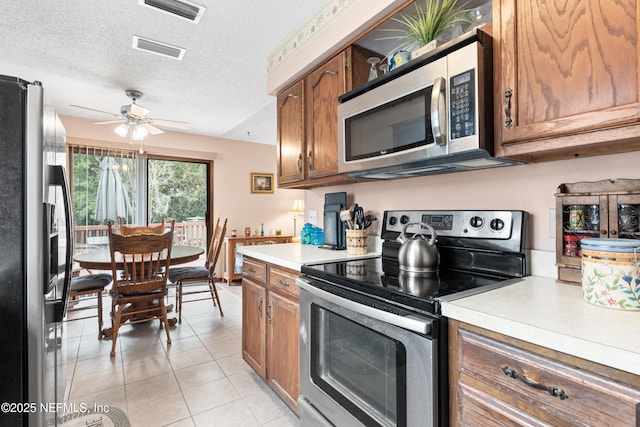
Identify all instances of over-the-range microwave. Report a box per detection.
[337,30,521,179]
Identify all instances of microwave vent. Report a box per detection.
[138,0,206,23]
[132,36,186,60]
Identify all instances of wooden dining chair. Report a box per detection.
[107,221,175,358]
[168,218,227,323]
[119,218,165,235]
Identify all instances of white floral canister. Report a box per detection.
[581,238,640,310]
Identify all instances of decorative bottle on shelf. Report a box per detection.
[260,223,264,236]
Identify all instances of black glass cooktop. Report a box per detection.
[301,257,512,316]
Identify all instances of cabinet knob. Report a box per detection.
[610,230,618,236]
[277,279,290,287]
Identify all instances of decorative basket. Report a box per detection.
[346,229,368,255]
[581,238,640,310]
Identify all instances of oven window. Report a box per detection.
[311,305,407,427]
[344,87,433,161]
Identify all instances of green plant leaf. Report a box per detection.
[377,0,472,54]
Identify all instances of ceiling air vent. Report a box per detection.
[132,35,186,60]
[138,0,206,23]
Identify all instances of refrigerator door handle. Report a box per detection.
[46,164,73,323]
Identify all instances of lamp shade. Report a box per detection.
[289,199,305,215]
[114,123,129,137]
[132,124,149,140]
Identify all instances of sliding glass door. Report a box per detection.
[147,157,210,249]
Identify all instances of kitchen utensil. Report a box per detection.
[396,222,439,273]
[355,207,365,229]
[340,209,353,229]
[363,214,376,229]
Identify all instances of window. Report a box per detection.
[69,146,212,258]
[70,146,137,253]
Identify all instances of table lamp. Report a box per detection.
[289,199,305,238]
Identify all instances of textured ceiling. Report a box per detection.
[0,0,327,145]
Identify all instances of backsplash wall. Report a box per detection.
[306,151,640,254]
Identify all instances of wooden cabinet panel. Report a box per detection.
[277,81,305,185]
[305,53,344,179]
[242,277,266,378]
[269,266,300,299]
[267,290,300,412]
[276,45,378,189]
[495,0,640,161]
[241,256,300,414]
[450,320,640,426]
[243,258,267,283]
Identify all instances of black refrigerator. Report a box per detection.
[0,75,73,426]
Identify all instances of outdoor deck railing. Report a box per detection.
[73,221,208,252]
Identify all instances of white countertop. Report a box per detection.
[236,244,639,377]
[236,242,380,271]
[441,276,640,376]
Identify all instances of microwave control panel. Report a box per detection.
[449,69,476,139]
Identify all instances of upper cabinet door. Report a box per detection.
[277,81,305,185]
[495,0,640,157]
[305,52,345,179]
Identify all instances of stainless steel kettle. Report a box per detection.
[396,222,439,273]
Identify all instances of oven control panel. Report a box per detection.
[384,210,514,239]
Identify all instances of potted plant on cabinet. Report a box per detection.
[379,0,471,63]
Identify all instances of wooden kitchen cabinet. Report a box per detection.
[241,257,300,414]
[493,0,640,162]
[555,179,640,283]
[449,320,640,426]
[276,45,377,188]
[242,275,267,378]
[277,81,305,184]
[222,235,292,284]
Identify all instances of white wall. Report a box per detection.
[304,151,640,254]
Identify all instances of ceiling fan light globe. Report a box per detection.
[114,123,129,137]
[132,124,149,140]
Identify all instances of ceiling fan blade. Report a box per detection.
[92,120,123,125]
[151,118,190,130]
[128,103,151,118]
[70,105,119,117]
[142,123,165,135]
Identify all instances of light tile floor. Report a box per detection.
[63,284,300,427]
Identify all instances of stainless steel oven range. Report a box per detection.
[297,209,530,426]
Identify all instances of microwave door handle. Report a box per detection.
[430,76,447,146]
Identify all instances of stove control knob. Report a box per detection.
[389,216,397,226]
[490,218,505,231]
[469,216,484,228]
[400,215,410,225]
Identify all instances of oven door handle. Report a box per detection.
[297,278,432,335]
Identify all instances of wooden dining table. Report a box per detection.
[73,245,205,336]
[74,245,205,271]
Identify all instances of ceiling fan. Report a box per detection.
[71,89,189,139]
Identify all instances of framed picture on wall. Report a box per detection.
[250,173,274,194]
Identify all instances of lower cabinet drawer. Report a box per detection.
[269,266,299,299]
[243,258,266,283]
[455,326,640,426]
